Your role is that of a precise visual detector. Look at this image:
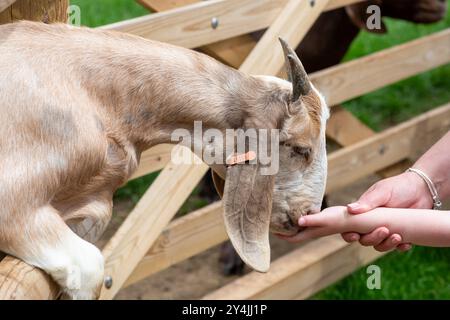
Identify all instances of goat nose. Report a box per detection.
[284,218,297,230]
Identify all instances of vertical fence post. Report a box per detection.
[0,0,68,25]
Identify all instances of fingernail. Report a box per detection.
[298,217,306,226]
[348,202,360,210]
[379,229,388,237]
[392,237,400,244]
[350,235,359,241]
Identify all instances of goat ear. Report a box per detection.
[345,2,387,34]
[211,169,225,199]
[222,163,274,273]
[279,37,312,102]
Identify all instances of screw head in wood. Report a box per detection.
[211,17,219,29]
[310,0,315,7]
[104,276,113,289]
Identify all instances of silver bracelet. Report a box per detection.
[406,168,442,210]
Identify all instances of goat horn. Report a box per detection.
[0,0,17,13]
[279,37,311,101]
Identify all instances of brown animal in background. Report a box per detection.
[0,22,330,299]
[295,0,447,73]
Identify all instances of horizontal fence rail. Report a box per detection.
[125,103,450,288]
[203,103,450,300]
[101,0,364,49]
[1,0,448,301]
[203,235,383,299]
[132,30,450,180]
[100,0,336,299]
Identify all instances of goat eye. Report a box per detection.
[292,146,312,160]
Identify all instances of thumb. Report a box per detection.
[347,183,390,214]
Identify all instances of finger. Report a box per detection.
[347,184,391,215]
[341,232,360,243]
[358,227,390,247]
[298,214,325,227]
[374,234,402,252]
[397,243,412,252]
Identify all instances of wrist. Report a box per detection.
[403,171,434,209]
[413,161,448,201]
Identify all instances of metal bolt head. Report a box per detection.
[104,276,113,289]
[211,17,219,29]
[309,0,315,7]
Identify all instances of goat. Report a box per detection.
[0,21,329,299]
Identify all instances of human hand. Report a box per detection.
[343,171,433,251]
[281,206,350,243]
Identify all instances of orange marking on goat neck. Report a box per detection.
[226,151,256,166]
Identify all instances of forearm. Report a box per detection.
[413,131,450,200]
[346,208,450,247]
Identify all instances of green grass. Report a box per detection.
[341,14,450,131]
[314,246,450,299]
[72,0,148,27]
[71,0,450,299]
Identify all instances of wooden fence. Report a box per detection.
[0,0,449,300]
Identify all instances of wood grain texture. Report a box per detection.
[0,0,68,24]
[210,0,366,66]
[99,146,209,299]
[136,0,365,69]
[102,0,330,295]
[133,31,450,179]
[138,0,363,12]
[0,0,16,13]
[327,103,450,193]
[326,106,412,178]
[102,0,363,50]
[103,0,285,49]
[1,0,446,300]
[137,0,197,12]
[107,31,449,294]
[129,144,173,180]
[240,0,330,75]
[124,201,225,287]
[138,0,258,69]
[327,0,365,10]
[124,103,450,288]
[203,235,383,299]
[200,35,255,68]
[0,256,60,300]
[311,29,450,106]
[96,29,449,299]
[327,106,375,146]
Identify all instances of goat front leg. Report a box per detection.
[59,192,114,244]
[0,205,104,299]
